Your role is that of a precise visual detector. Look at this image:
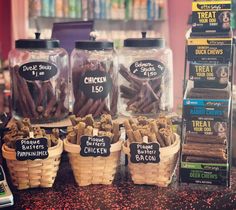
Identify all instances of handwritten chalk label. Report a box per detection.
[130,143,160,164]
[19,62,58,81]
[80,136,111,157]
[130,60,165,79]
[79,70,112,100]
[15,138,48,161]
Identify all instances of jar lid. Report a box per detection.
[15,32,60,49]
[124,32,165,48]
[75,40,113,50]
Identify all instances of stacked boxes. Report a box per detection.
[180,0,233,186]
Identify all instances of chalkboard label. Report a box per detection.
[79,70,112,100]
[130,143,160,164]
[80,136,111,157]
[130,60,165,79]
[15,138,49,161]
[19,62,58,81]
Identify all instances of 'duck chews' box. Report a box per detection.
[187,37,233,89]
[192,0,231,33]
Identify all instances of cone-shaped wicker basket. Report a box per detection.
[2,139,63,190]
[64,138,122,186]
[123,134,180,187]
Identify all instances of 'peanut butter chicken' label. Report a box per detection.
[80,136,111,157]
[183,99,230,120]
[187,38,232,63]
[15,138,49,161]
[189,63,229,84]
[186,119,228,136]
[130,143,160,164]
[79,70,112,100]
[192,1,231,33]
[130,60,165,79]
[19,62,58,81]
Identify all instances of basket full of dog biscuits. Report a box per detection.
[2,118,63,190]
[64,114,122,186]
[122,116,180,187]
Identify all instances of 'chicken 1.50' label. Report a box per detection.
[130,60,165,79]
[79,70,112,100]
[19,62,58,81]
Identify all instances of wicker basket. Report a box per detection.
[64,138,122,186]
[123,134,180,187]
[2,139,63,190]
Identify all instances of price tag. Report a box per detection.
[80,136,111,157]
[130,143,160,164]
[15,138,48,161]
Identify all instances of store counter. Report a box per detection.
[4,154,236,210]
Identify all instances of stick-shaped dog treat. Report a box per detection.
[126,130,135,143]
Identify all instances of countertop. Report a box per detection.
[4,154,236,210]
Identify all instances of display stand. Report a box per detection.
[180,0,233,187]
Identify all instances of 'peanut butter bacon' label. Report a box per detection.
[19,62,58,81]
[80,136,111,157]
[79,70,112,100]
[130,143,160,164]
[15,138,49,161]
[130,60,165,79]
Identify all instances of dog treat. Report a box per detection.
[11,66,69,123]
[182,147,226,160]
[3,119,59,149]
[187,88,230,99]
[72,57,118,118]
[124,116,176,147]
[67,114,121,145]
[185,133,226,145]
[119,64,163,114]
[185,156,227,164]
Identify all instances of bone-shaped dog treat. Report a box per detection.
[3,119,59,148]
[123,116,175,147]
[68,114,120,145]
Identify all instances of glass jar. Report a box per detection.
[118,32,173,117]
[71,40,118,118]
[8,33,70,123]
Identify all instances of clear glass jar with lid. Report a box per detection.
[118,32,173,117]
[71,39,118,118]
[8,32,70,123]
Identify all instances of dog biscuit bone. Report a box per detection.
[148,132,158,143]
[76,122,86,145]
[84,126,93,136]
[70,115,77,126]
[93,122,101,129]
[133,130,143,143]
[52,128,60,138]
[126,130,135,143]
[68,132,77,144]
[84,114,94,126]
[124,119,132,131]
[143,136,148,144]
